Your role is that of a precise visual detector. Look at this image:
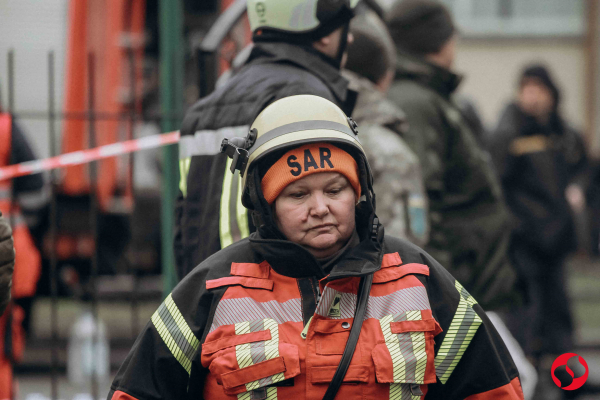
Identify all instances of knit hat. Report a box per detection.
[386,0,455,56]
[261,142,361,204]
[346,10,397,84]
[520,64,560,107]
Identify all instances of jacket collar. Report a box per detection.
[394,52,462,98]
[249,224,384,282]
[247,42,356,114]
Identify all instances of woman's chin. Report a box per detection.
[305,234,341,256]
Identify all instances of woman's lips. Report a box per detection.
[309,223,335,230]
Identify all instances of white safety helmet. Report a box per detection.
[221,95,377,236]
[247,0,360,40]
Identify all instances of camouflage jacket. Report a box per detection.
[386,55,518,310]
[344,70,429,247]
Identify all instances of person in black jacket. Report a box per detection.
[488,64,587,365]
[175,0,360,280]
[110,95,524,400]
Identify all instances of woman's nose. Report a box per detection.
[309,192,329,217]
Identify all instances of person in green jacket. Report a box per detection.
[385,0,517,312]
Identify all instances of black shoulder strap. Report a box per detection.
[322,273,373,400]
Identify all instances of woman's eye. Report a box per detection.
[290,192,305,199]
[328,188,341,195]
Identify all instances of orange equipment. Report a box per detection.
[62,0,146,212]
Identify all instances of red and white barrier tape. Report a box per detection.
[0,131,180,181]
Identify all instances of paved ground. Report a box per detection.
[13,254,600,400]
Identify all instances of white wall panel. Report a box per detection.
[0,0,69,158]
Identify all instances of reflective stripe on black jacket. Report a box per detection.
[109,233,523,400]
[175,42,357,280]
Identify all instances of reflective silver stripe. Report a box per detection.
[249,120,357,157]
[179,126,249,158]
[315,286,431,320]
[209,297,302,332]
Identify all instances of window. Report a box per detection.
[438,0,586,37]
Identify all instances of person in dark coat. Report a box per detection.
[175,0,360,280]
[385,0,518,311]
[488,65,588,363]
[109,95,524,400]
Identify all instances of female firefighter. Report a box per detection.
[108,95,524,400]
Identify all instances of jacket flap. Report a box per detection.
[310,365,369,384]
[390,318,442,336]
[230,261,270,279]
[206,276,274,291]
[202,330,272,356]
[221,356,286,390]
[381,252,402,268]
[373,263,429,283]
[312,318,352,334]
[209,343,301,395]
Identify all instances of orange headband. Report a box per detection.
[261,143,361,204]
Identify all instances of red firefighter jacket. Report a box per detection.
[108,234,523,400]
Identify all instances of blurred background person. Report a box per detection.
[343,6,429,247]
[384,1,537,397]
[176,0,360,281]
[487,64,588,387]
[0,109,45,400]
[385,0,519,313]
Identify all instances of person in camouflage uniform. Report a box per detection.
[343,8,428,247]
[385,0,518,311]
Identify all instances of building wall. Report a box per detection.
[455,38,587,137]
[0,0,69,159]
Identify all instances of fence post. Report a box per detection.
[159,0,183,297]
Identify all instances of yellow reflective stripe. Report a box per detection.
[220,158,235,248]
[380,315,406,382]
[434,281,482,384]
[300,316,313,339]
[178,157,191,197]
[236,177,250,239]
[165,294,200,350]
[407,312,427,385]
[151,311,192,374]
[234,319,280,397]
[264,318,285,384]
[455,280,478,307]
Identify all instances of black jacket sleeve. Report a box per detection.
[420,250,522,399]
[108,259,225,400]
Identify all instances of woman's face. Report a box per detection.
[274,172,356,259]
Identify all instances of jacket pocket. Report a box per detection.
[372,312,441,385]
[313,318,353,355]
[208,342,300,395]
